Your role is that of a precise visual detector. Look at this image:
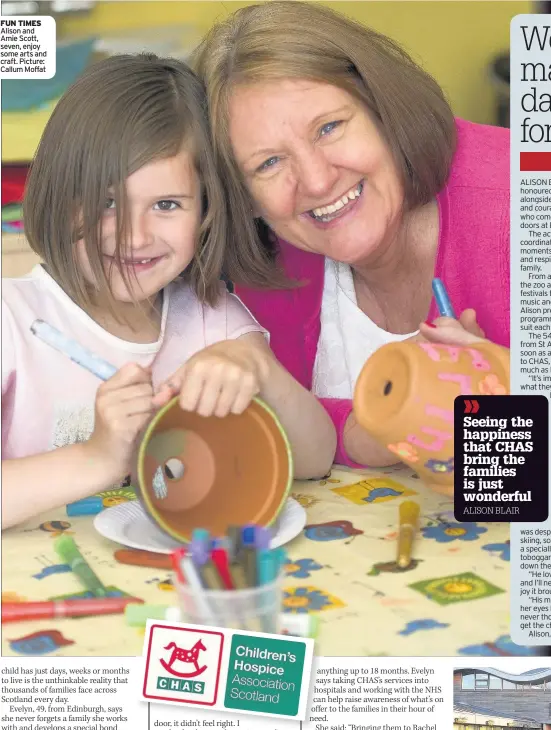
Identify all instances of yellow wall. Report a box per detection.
[4,1,529,162]
[58,0,530,125]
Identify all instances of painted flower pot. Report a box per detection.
[353,341,510,496]
[136,396,293,542]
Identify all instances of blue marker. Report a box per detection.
[210,537,229,551]
[66,497,104,517]
[241,526,258,586]
[241,525,256,546]
[273,547,288,574]
[30,320,117,381]
[432,278,456,319]
[257,546,288,586]
[191,528,210,549]
[256,548,279,633]
[190,529,211,568]
[257,549,277,586]
[252,526,273,551]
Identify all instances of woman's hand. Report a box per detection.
[86,363,157,482]
[419,308,486,346]
[344,310,492,469]
[157,340,272,418]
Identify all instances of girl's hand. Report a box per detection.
[419,308,486,346]
[157,339,272,418]
[86,363,156,481]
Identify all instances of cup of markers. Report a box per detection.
[171,525,286,634]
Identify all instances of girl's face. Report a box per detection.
[77,147,201,303]
[228,79,405,266]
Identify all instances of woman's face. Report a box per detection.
[228,79,405,265]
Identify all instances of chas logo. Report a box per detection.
[143,625,224,706]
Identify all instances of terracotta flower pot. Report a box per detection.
[353,341,510,496]
[136,396,293,542]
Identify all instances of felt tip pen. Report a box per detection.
[241,526,259,587]
[179,553,216,623]
[190,530,211,568]
[256,547,287,585]
[397,500,420,569]
[432,278,456,319]
[189,533,226,591]
[115,549,173,570]
[227,558,248,590]
[255,546,284,634]
[273,547,288,572]
[210,548,234,589]
[191,529,210,556]
[30,320,117,381]
[252,525,273,551]
[257,549,277,586]
[54,535,108,597]
[2,597,143,624]
[66,497,104,517]
[240,527,262,630]
[125,603,181,627]
[226,526,242,561]
[207,547,248,631]
[198,560,226,591]
[170,548,188,584]
[225,527,249,589]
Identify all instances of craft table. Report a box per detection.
[2,463,527,658]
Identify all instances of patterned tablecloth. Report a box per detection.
[2,463,532,658]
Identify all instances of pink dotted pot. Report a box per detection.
[353,341,510,496]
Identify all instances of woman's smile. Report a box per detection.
[229,79,404,263]
[305,180,364,227]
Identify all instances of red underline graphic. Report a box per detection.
[520,152,551,172]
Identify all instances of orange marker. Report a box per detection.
[170,547,188,584]
[2,597,143,623]
[397,500,420,569]
[114,549,172,570]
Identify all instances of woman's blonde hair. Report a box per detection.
[192,1,456,288]
[24,53,228,313]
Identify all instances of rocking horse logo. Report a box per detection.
[143,625,224,705]
[160,639,208,678]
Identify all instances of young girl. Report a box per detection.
[1,54,336,529]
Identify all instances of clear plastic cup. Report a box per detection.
[174,577,282,634]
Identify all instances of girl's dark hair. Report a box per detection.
[24,53,228,313]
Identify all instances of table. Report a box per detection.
[2,463,529,657]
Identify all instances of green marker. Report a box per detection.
[125,603,181,627]
[54,535,108,597]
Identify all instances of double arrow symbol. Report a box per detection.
[464,399,480,414]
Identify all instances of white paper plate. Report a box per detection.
[93,498,306,554]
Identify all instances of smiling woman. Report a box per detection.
[193,1,511,469]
